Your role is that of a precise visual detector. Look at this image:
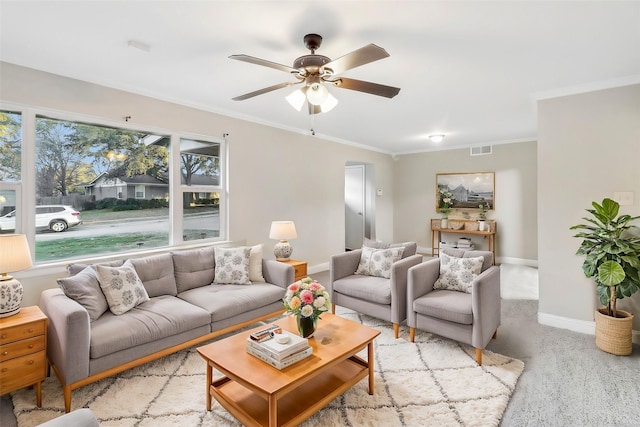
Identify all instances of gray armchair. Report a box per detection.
[330,242,422,338]
[407,248,500,365]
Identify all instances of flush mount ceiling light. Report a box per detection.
[230,33,400,115]
[429,134,445,143]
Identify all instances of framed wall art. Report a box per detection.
[436,172,495,212]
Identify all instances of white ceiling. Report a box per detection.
[1,1,639,155]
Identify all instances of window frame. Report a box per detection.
[0,102,228,265]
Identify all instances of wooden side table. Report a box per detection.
[0,305,48,407]
[278,259,308,282]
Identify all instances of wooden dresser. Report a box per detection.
[0,305,48,407]
[278,259,308,282]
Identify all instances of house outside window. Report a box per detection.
[135,185,145,199]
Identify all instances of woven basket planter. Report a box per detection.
[594,308,634,356]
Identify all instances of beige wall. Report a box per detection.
[393,141,538,263]
[537,84,640,332]
[0,62,395,306]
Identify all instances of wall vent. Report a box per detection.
[470,145,492,156]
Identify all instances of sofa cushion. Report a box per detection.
[214,247,251,285]
[355,246,405,279]
[413,289,473,324]
[333,275,391,305]
[89,295,211,359]
[57,266,108,322]
[67,260,124,277]
[441,246,493,272]
[178,283,286,322]
[96,262,150,315]
[249,244,265,283]
[172,247,215,293]
[363,239,417,259]
[433,252,484,293]
[129,253,177,297]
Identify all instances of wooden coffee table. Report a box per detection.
[197,313,380,427]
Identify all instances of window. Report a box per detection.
[0,111,22,232]
[135,185,145,199]
[2,108,226,263]
[0,111,22,182]
[180,138,222,241]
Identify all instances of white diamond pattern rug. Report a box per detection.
[12,309,524,427]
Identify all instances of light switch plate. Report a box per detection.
[376,189,383,197]
[613,192,634,206]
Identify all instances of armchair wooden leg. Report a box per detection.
[393,323,399,339]
[475,348,483,366]
[331,304,336,314]
[64,385,72,413]
[492,329,497,339]
[409,327,415,342]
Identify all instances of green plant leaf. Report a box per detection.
[596,285,610,306]
[598,198,620,221]
[597,260,625,286]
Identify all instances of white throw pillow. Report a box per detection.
[249,244,265,283]
[355,246,405,279]
[214,247,251,285]
[96,262,150,315]
[433,252,484,293]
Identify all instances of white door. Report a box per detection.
[345,165,365,250]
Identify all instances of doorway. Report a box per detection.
[344,163,375,251]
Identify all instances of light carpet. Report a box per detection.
[12,309,524,427]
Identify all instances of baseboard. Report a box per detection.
[308,262,329,275]
[418,246,538,267]
[538,311,640,344]
[496,257,538,268]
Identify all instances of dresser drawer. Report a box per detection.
[293,263,307,280]
[0,350,47,395]
[0,336,46,362]
[0,320,46,345]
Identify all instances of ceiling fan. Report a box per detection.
[229,34,400,114]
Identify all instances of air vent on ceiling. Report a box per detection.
[470,145,492,156]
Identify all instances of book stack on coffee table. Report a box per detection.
[246,325,312,370]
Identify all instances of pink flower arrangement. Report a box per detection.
[283,277,331,320]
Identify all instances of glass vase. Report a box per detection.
[296,315,317,338]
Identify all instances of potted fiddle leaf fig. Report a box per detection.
[570,198,640,355]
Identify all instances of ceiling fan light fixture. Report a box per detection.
[429,134,445,143]
[306,82,329,106]
[285,88,306,111]
[320,92,338,112]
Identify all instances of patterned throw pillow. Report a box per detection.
[96,262,150,315]
[433,252,484,293]
[214,247,251,285]
[355,246,405,279]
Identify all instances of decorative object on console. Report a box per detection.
[282,277,331,338]
[478,202,489,231]
[0,234,33,318]
[570,197,640,356]
[438,188,454,228]
[269,220,297,260]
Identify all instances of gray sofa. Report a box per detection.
[39,246,293,412]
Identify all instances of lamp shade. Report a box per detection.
[0,234,32,276]
[269,221,297,241]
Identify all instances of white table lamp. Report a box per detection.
[269,221,297,260]
[0,234,33,317]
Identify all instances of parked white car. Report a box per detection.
[0,205,82,232]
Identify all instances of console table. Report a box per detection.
[430,219,497,262]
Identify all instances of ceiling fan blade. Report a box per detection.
[232,81,302,101]
[323,44,390,75]
[229,54,299,74]
[327,77,400,98]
